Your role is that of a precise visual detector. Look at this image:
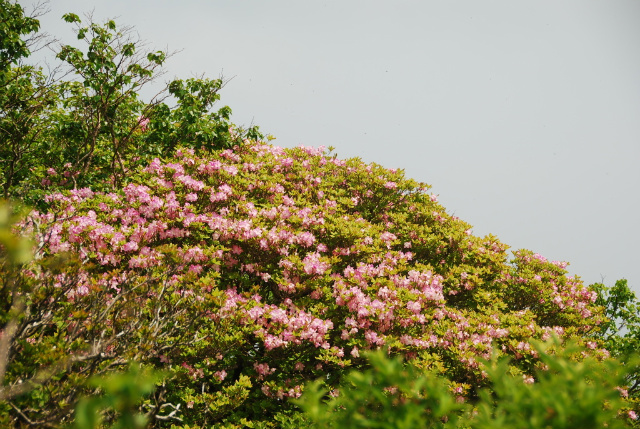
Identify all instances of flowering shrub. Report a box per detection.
[4,142,606,427]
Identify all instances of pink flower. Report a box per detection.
[223,165,238,176]
[137,116,150,132]
[379,231,397,243]
[176,174,205,191]
[629,411,637,420]
[365,330,384,346]
[188,264,203,274]
[297,231,316,247]
[254,362,275,376]
[404,301,420,315]
[302,252,330,275]
[522,375,534,384]
[384,181,397,189]
[122,241,139,252]
[616,387,629,398]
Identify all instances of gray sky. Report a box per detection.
[20,0,640,292]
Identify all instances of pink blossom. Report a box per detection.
[254,362,275,376]
[406,300,421,314]
[364,330,384,346]
[296,231,316,247]
[122,241,139,252]
[616,387,629,398]
[302,252,330,275]
[522,375,534,384]
[137,116,150,132]
[188,264,203,274]
[379,231,397,243]
[223,165,238,175]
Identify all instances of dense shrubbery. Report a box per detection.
[1,1,638,427]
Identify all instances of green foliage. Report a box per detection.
[0,0,40,72]
[0,64,59,200]
[53,14,166,190]
[142,77,250,155]
[473,339,633,429]
[297,349,464,429]
[593,280,640,359]
[591,278,640,420]
[73,364,163,429]
[0,1,56,201]
[0,201,33,265]
[298,340,638,429]
[1,5,262,207]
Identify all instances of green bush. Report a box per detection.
[298,340,638,429]
[72,364,163,429]
[297,349,464,429]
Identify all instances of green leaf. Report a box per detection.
[62,13,81,24]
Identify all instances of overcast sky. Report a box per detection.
[20,0,640,292]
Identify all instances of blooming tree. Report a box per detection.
[2,141,606,427]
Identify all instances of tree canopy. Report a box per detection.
[4,142,609,426]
